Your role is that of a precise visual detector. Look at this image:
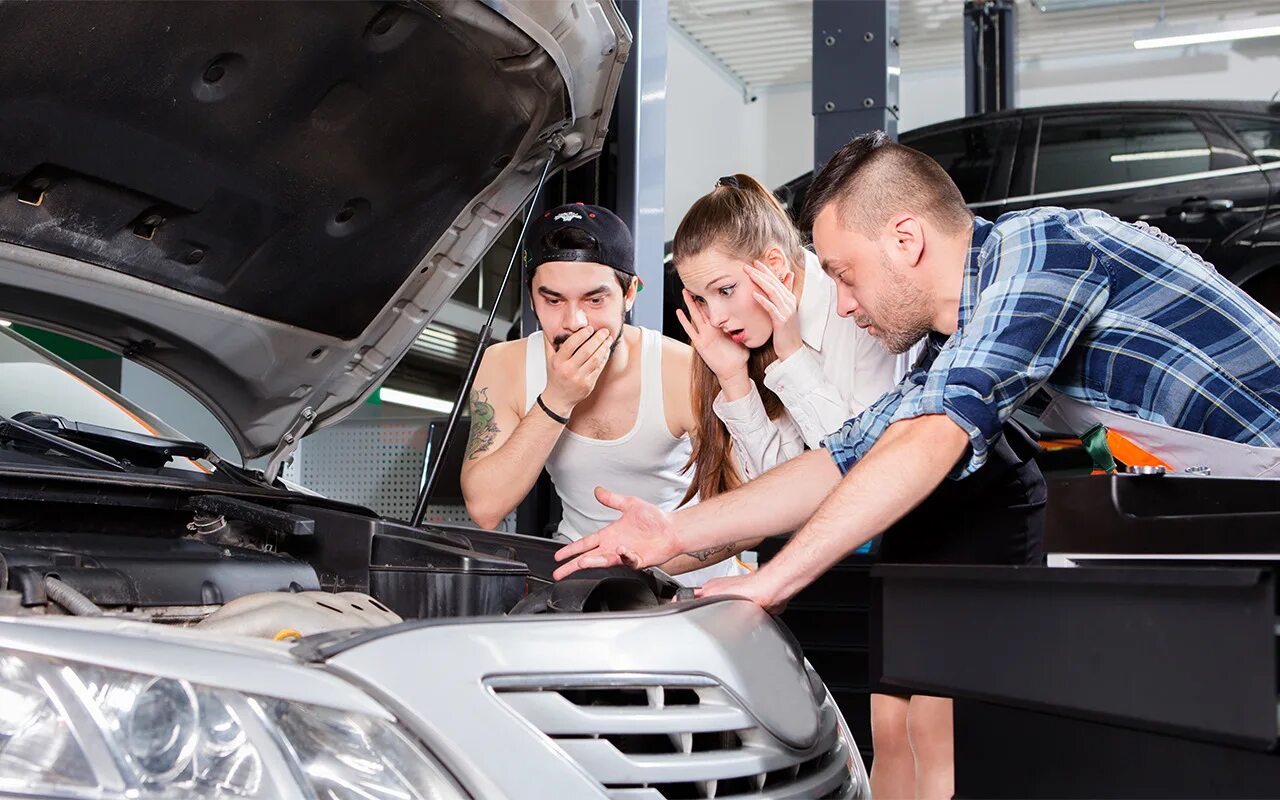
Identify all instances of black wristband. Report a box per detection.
[536,394,571,425]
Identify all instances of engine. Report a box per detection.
[0,492,535,639]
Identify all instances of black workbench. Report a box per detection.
[874,473,1280,798]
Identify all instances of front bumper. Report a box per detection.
[0,599,868,799]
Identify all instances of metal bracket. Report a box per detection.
[263,405,317,483]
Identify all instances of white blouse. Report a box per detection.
[711,249,913,481]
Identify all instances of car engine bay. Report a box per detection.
[0,483,674,640]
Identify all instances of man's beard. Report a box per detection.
[854,251,933,355]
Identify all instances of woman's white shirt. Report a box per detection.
[710,249,913,481]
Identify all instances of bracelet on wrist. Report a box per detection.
[536,394,571,425]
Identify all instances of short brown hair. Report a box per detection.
[801,130,972,236]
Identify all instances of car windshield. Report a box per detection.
[0,325,210,472]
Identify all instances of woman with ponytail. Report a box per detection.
[672,174,911,505]
[672,174,923,798]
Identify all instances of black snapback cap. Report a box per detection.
[524,203,638,285]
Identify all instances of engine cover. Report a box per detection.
[198,590,402,638]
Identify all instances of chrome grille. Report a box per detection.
[489,674,860,800]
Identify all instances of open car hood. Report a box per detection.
[0,0,629,474]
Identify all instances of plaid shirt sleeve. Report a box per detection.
[824,217,1112,477]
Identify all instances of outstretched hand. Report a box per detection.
[553,487,683,581]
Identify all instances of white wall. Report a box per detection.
[759,85,815,190]
[665,28,1280,230]
[899,68,966,132]
[1018,40,1280,109]
[897,41,1280,132]
[664,27,767,237]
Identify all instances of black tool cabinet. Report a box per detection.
[873,474,1280,797]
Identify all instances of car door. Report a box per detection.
[1212,112,1280,298]
[1184,111,1274,282]
[901,117,1021,214]
[1005,110,1267,260]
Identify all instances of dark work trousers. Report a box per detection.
[876,422,1046,566]
[871,422,1047,694]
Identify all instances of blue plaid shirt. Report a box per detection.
[824,207,1280,477]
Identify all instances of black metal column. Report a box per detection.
[813,0,900,170]
[964,0,1016,116]
[770,8,904,767]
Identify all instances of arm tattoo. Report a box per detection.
[685,544,736,563]
[465,388,500,460]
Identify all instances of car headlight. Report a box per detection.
[0,649,465,800]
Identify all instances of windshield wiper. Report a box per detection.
[14,412,207,469]
[10,413,276,489]
[0,413,126,471]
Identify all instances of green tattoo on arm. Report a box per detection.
[465,387,500,460]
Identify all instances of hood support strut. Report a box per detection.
[411,152,558,527]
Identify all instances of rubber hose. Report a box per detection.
[44,576,103,617]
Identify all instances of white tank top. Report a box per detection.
[525,327,749,585]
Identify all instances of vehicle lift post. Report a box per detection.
[813,0,901,168]
[964,0,1017,116]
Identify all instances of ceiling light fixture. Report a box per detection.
[1034,0,1151,12]
[1134,15,1280,50]
[379,388,454,414]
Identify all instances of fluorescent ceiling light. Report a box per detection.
[1134,16,1280,50]
[1035,0,1152,12]
[0,321,10,327]
[379,388,454,414]
[1110,148,1210,163]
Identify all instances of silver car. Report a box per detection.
[0,2,867,798]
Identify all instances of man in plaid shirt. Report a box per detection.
[556,131,1280,797]
[824,203,1280,479]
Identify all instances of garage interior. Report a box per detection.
[273,1,1280,795]
[3,0,1280,798]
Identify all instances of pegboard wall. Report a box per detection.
[293,414,513,530]
[296,418,424,520]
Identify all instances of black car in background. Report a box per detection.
[771,101,1280,311]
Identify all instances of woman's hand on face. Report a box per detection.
[676,289,750,389]
[746,262,802,360]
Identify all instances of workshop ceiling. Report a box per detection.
[668,0,1280,90]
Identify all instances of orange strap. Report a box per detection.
[1106,429,1170,470]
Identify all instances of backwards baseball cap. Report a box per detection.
[524,203,641,289]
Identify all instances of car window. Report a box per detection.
[1034,113,1210,195]
[1220,115,1280,164]
[904,122,1017,203]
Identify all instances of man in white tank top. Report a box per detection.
[459,204,756,585]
